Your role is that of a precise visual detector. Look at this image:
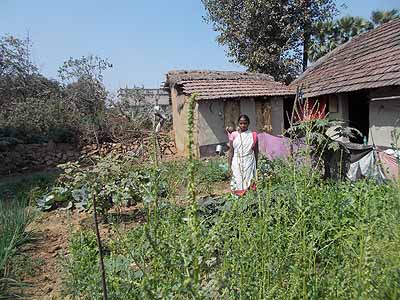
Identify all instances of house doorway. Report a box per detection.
[283,97,295,130]
[348,91,369,144]
[224,100,240,130]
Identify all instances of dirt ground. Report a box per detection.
[18,210,83,300]
[16,204,146,300]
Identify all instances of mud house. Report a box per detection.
[164,70,294,157]
[290,19,400,147]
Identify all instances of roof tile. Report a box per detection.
[291,19,400,97]
[168,73,295,100]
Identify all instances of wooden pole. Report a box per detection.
[93,195,108,300]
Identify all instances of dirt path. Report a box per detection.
[19,210,87,300]
[18,204,148,299]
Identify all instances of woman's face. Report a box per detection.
[238,117,249,132]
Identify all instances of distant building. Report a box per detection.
[143,88,170,109]
[118,87,170,110]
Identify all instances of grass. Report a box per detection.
[62,159,400,299]
[0,171,58,298]
[160,158,228,198]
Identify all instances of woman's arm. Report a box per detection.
[227,140,234,172]
[254,139,259,168]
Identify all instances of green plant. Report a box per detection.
[63,158,400,299]
[286,99,361,179]
[0,172,56,298]
[37,156,166,217]
[195,159,228,184]
[0,199,33,298]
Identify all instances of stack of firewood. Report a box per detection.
[80,132,176,160]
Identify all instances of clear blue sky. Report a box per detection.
[1,0,399,91]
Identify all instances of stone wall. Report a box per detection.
[0,142,79,175]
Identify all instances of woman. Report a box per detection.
[227,114,258,196]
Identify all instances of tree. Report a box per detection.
[0,35,60,105]
[309,16,373,62]
[292,0,337,72]
[202,0,337,82]
[309,9,399,63]
[58,55,112,144]
[371,9,400,26]
[0,35,72,144]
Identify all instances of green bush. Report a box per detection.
[37,156,167,216]
[0,97,76,144]
[63,160,400,299]
[160,158,228,197]
[195,159,228,184]
[0,172,57,298]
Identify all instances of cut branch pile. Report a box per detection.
[80,131,176,160]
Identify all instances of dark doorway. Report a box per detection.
[348,91,369,144]
[283,97,295,130]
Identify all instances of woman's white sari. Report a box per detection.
[230,130,256,195]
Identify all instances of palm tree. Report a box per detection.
[336,16,358,43]
[371,9,400,26]
[351,17,374,37]
[309,21,337,62]
[308,10,399,63]
[308,15,374,63]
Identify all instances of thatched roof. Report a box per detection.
[165,70,295,100]
[290,19,400,98]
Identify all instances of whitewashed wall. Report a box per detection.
[369,100,400,147]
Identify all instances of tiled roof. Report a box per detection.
[179,79,295,100]
[291,19,400,98]
[165,70,295,100]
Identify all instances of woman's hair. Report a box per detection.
[238,114,250,124]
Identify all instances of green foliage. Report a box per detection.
[371,9,400,25]
[160,158,228,197]
[0,172,56,298]
[0,97,76,144]
[58,55,111,119]
[0,199,33,294]
[310,9,400,62]
[63,160,400,299]
[202,0,337,82]
[0,35,74,144]
[37,156,167,215]
[0,35,59,103]
[0,37,115,146]
[309,16,373,62]
[63,231,102,299]
[0,35,156,146]
[287,117,360,153]
[195,159,229,184]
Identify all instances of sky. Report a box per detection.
[1,0,399,91]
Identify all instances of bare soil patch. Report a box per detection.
[17,204,145,299]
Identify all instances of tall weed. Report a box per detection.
[63,160,400,299]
